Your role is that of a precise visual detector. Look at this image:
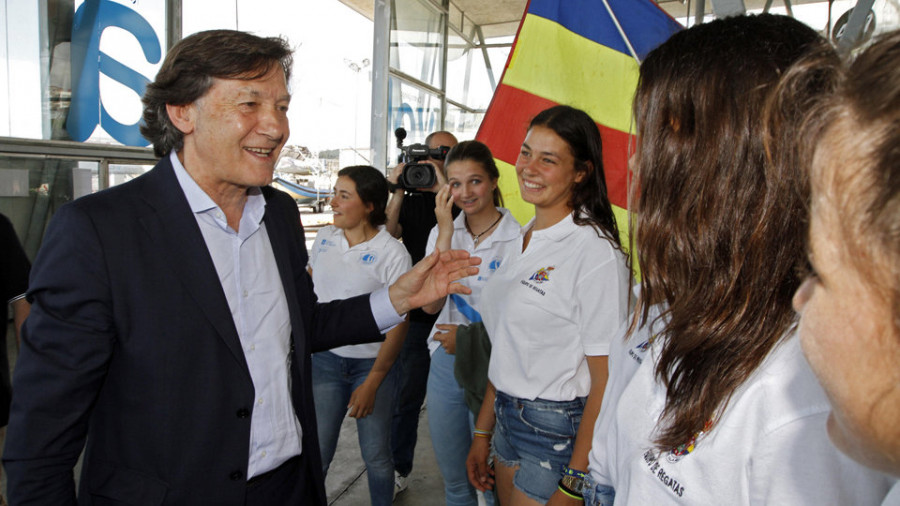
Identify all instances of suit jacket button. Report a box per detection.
[230,470,243,481]
[236,408,250,418]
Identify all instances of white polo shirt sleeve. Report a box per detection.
[579,245,631,357]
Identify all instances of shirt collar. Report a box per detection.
[169,151,266,225]
[330,224,391,251]
[524,212,578,242]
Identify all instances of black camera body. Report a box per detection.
[394,128,449,191]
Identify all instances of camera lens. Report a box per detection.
[401,162,437,189]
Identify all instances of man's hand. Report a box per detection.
[420,162,448,193]
[389,249,480,316]
[388,163,404,186]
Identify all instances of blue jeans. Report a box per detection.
[583,474,616,506]
[492,391,585,503]
[312,351,398,506]
[427,346,485,506]
[391,319,432,476]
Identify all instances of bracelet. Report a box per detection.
[562,465,587,479]
[557,481,584,501]
[473,428,493,438]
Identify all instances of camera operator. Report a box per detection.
[386,130,459,495]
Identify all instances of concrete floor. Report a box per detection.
[326,408,446,506]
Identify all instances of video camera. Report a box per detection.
[394,127,450,191]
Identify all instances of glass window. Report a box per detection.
[388,76,442,162]
[446,31,499,111]
[1,1,166,146]
[390,0,444,89]
[110,163,154,188]
[444,104,483,143]
[0,158,98,259]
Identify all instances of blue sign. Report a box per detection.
[67,0,161,146]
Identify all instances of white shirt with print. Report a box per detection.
[309,225,411,359]
[481,213,630,402]
[589,306,894,505]
[424,208,520,355]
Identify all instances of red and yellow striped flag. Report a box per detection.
[477,0,682,234]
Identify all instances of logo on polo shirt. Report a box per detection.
[628,340,651,364]
[528,267,555,283]
[519,266,555,296]
[489,258,503,272]
[360,253,377,265]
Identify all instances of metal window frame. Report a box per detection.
[371,0,511,169]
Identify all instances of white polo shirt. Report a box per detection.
[309,225,411,359]
[424,208,521,354]
[482,213,630,401]
[589,320,894,504]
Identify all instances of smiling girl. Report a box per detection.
[308,165,411,506]
[420,140,520,506]
[466,106,630,505]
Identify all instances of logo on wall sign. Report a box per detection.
[360,253,377,265]
[528,267,555,284]
[68,0,161,146]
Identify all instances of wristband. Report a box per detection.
[473,428,493,439]
[562,465,587,479]
[559,468,586,497]
[387,182,402,193]
[557,481,584,501]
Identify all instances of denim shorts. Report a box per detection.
[583,474,616,506]
[491,390,585,503]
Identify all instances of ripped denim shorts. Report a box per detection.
[491,390,586,503]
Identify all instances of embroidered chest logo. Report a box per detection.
[528,266,555,283]
[520,266,555,296]
[642,449,686,498]
[360,253,377,265]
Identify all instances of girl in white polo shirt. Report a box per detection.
[584,15,893,506]
[420,140,520,506]
[466,105,630,505]
[308,165,411,506]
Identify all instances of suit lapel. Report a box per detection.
[136,158,252,380]
[262,193,307,363]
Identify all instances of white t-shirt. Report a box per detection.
[482,213,630,401]
[425,208,520,355]
[589,309,895,505]
[308,225,411,359]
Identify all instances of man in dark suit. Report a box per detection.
[3,30,478,506]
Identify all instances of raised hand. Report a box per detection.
[389,249,480,316]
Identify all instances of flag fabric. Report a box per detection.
[476,0,682,232]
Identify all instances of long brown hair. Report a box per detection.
[631,14,832,449]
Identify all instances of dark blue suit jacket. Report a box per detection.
[3,156,381,505]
